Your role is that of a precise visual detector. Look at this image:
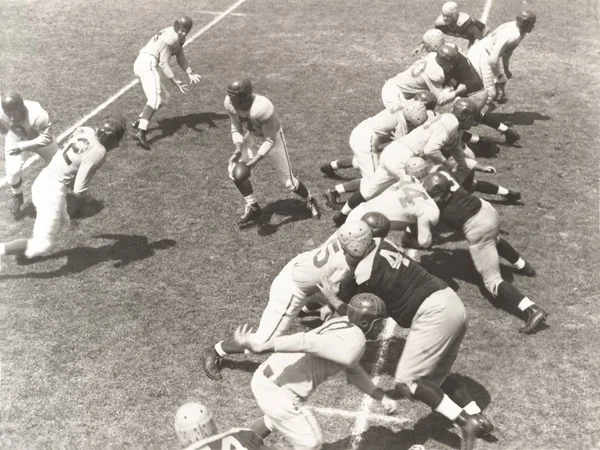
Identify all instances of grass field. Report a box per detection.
[1,0,600,449]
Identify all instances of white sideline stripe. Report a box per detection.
[197,10,247,17]
[311,406,409,425]
[348,1,495,446]
[0,0,250,188]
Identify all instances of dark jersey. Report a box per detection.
[354,239,448,328]
[186,428,266,450]
[435,169,482,230]
[446,52,484,94]
[435,13,488,45]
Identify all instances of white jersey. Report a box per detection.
[387,53,448,102]
[0,100,53,151]
[139,27,189,79]
[290,233,352,296]
[264,317,367,399]
[473,21,525,75]
[42,127,107,198]
[359,108,410,145]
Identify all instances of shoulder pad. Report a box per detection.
[456,12,472,27]
[161,27,180,48]
[434,15,445,26]
[251,95,275,121]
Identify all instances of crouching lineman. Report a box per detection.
[234,289,397,450]
[0,119,126,266]
[174,401,275,449]
[417,170,548,333]
[318,225,492,450]
[225,79,320,226]
[201,219,379,380]
[0,93,59,217]
[434,2,489,48]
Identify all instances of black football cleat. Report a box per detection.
[333,211,348,227]
[504,128,520,145]
[519,305,548,334]
[238,203,261,226]
[133,129,151,150]
[456,415,483,450]
[201,347,223,380]
[320,164,337,178]
[324,189,341,210]
[516,260,536,277]
[504,190,521,203]
[472,413,495,437]
[132,119,140,129]
[307,198,321,220]
[9,193,24,218]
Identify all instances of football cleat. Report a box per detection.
[519,305,548,334]
[504,190,521,203]
[333,211,348,227]
[133,129,151,150]
[307,198,321,220]
[516,260,536,277]
[132,119,139,129]
[238,203,261,226]
[504,128,520,145]
[201,347,223,380]
[324,189,341,210]
[455,415,482,450]
[320,163,337,178]
[10,193,24,218]
[472,413,495,436]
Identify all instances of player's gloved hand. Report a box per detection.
[381,395,399,414]
[188,73,202,84]
[482,165,497,174]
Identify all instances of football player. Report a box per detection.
[320,100,429,209]
[0,92,59,217]
[435,2,489,48]
[201,220,371,380]
[332,97,476,226]
[381,44,462,112]
[0,119,126,265]
[410,28,447,55]
[175,401,274,449]
[132,16,202,150]
[318,237,493,450]
[225,79,320,226]
[418,170,548,334]
[467,10,536,104]
[234,264,396,450]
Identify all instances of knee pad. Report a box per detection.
[25,238,53,258]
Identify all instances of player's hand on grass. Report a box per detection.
[482,165,497,174]
[381,394,399,414]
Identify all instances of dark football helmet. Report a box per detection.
[96,118,126,150]
[348,293,387,334]
[1,92,27,124]
[226,79,254,110]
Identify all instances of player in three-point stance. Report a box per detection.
[0,92,59,217]
[435,2,489,48]
[0,118,125,267]
[132,15,202,150]
[225,79,320,226]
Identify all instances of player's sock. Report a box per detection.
[440,376,474,408]
[473,180,501,195]
[517,297,535,312]
[413,379,464,421]
[9,179,23,195]
[248,416,272,439]
[334,184,346,194]
[463,401,482,415]
[340,203,352,215]
[243,194,258,205]
[139,105,155,130]
[347,191,366,209]
[342,179,361,193]
[480,113,507,132]
[434,395,464,421]
[496,238,521,265]
[3,239,28,255]
[294,181,311,201]
[331,157,354,170]
[216,339,245,355]
[496,281,527,309]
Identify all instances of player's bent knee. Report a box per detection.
[24,238,53,258]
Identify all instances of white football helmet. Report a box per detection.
[422,29,445,52]
[442,2,459,23]
[405,156,431,181]
[403,100,429,129]
[174,402,218,447]
[337,220,375,259]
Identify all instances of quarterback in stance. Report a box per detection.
[234,290,396,450]
[0,118,125,265]
[435,2,489,48]
[174,401,274,449]
[201,220,377,380]
[132,16,202,150]
[225,79,320,226]
[467,10,536,103]
[418,170,548,334]
[0,93,59,217]
[319,236,493,450]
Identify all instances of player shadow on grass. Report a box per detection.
[485,110,551,127]
[146,112,230,146]
[255,198,315,236]
[1,234,176,280]
[419,248,544,327]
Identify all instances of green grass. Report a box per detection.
[1,0,600,449]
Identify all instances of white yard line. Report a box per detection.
[481,0,494,23]
[196,10,247,17]
[311,406,409,426]
[0,0,250,188]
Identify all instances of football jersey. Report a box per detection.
[445,51,484,94]
[474,21,525,73]
[184,427,265,450]
[139,27,186,79]
[225,94,280,139]
[42,126,107,197]
[359,108,409,144]
[0,100,53,150]
[435,12,489,43]
[434,168,482,230]
[397,113,462,164]
[388,53,446,99]
[290,233,353,296]
[354,239,447,328]
[264,317,366,399]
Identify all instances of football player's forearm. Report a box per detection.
[425,148,446,164]
[159,59,175,79]
[16,131,52,151]
[256,139,274,157]
[176,51,190,72]
[346,366,383,399]
[417,222,433,248]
